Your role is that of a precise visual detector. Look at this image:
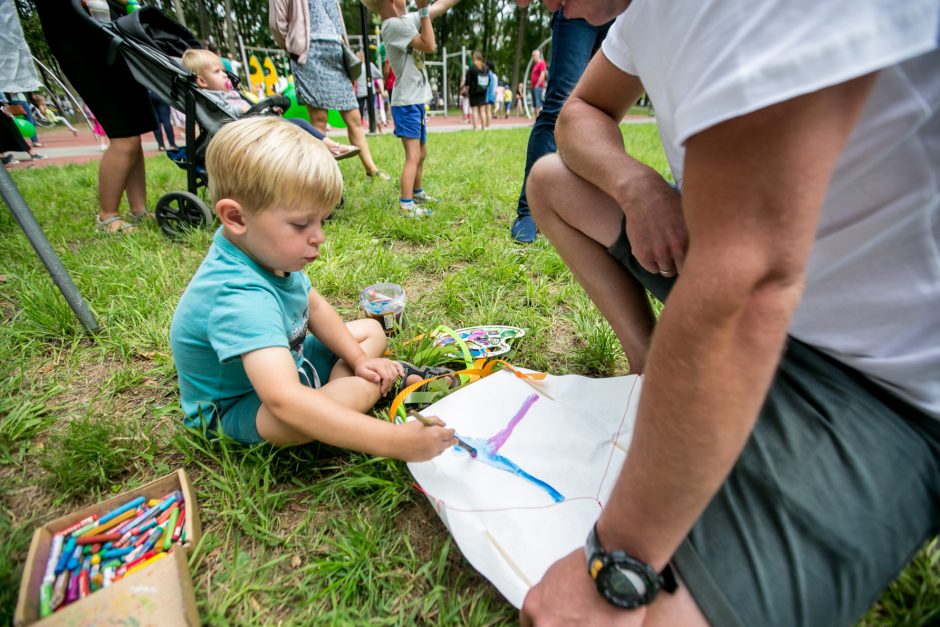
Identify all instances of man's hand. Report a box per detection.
[521,549,645,626]
[618,178,687,277]
[354,357,404,395]
[415,0,429,9]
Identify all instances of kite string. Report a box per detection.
[594,375,642,503]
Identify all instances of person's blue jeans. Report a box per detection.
[515,10,612,219]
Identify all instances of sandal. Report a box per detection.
[95,215,135,234]
[397,361,460,391]
[128,209,153,224]
[366,168,391,182]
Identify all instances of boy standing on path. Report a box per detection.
[364,0,462,217]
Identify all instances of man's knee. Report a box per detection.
[527,153,567,218]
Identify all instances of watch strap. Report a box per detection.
[585,523,678,599]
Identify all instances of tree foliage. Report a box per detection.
[15,0,551,98]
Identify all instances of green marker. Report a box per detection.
[163,508,180,551]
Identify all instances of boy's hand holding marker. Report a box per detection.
[398,413,455,461]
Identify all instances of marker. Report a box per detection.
[172,508,185,541]
[408,409,478,457]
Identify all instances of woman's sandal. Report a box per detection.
[330,143,361,161]
[128,209,153,224]
[397,361,460,391]
[366,168,391,182]
[95,215,135,234]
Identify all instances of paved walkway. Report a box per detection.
[3,113,655,170]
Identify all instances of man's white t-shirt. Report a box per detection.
[602,0,940,418]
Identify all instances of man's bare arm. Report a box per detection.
[556,54,687,274]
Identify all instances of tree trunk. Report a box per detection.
[197,0,209,40]
[171,0,187,28]
[510,5,528,105]
[223,0,237,55]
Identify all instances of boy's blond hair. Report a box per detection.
[360,0,384,15]
[181,48,220,78]
[206,117,343,214]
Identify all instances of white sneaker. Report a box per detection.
[413,191,439,205]
[399,202,432,218]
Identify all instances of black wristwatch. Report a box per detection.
[584,523,678,609]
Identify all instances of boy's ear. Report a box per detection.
[194,74,208,89]
[216,198,248,235]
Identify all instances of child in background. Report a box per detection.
[365,0,462,217]
[494,82,505,120]
[515,82,528,119]
[180,49,360,161]
[503,83,512,118]
[170,117,455,459]
[462,51,488,131]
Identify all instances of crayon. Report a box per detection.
[78,508,136,537]
[157,505,174,525]
[101,546,134,560]
[135,526,162,548]
[141,527,165,554]
[75,532,121,545]
[43,534,63,583]
[163,507,180,551]
[55,536,76,575]
[132,518,157,537]
[114,499,165,535]
[39,583,52,618]
[90,554,101,566]
[66,546,81,572]
[78,568,90,599]
[57,515,96,537]
[101,559,122,570]
[147,498,160,507]
[172,509,185,541]
[124,549,156,571]
[51,569,68,611]
[96,496,146,526]
[125,551,168,577]
[65,569,79,604]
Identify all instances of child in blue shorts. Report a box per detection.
[170,117,455,461]
[367,0,462,216]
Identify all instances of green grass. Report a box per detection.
[0,123,935,625]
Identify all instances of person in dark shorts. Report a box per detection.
[462,51,489,131]
[520,0,940,625]
[34,0,156,233]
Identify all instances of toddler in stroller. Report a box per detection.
[94,5,349,237]
[180,49,360,162]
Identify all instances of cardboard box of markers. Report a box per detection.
[14,469,202,626]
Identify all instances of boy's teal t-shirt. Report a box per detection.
[170,228,312,428]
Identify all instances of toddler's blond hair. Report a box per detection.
[181,49,221,79]
[206,117,343,214]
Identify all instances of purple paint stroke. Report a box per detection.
[487,394,539,452]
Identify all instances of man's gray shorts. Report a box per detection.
[608,223,940,626]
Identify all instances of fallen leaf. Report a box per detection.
[291,554,301,568]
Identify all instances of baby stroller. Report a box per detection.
[73,0,290,238]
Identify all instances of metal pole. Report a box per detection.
[442,46,447,116]
[0,168,98,334]
[359,3,376,133]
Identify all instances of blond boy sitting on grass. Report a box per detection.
[170,117,454,460]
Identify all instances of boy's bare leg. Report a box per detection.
[528,154,656,373]
[413,142,427,193]
[400,137,421,200]
[257,319,387,445]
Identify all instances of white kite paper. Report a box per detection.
[407,369,643,608]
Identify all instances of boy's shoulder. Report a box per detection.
[382,11,420,36]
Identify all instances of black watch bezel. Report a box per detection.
[584,523,677,610]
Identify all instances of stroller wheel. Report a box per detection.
[155,191,213,238]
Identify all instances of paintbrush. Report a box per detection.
[408,409,478,458]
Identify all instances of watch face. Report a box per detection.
[605,566,648,599]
